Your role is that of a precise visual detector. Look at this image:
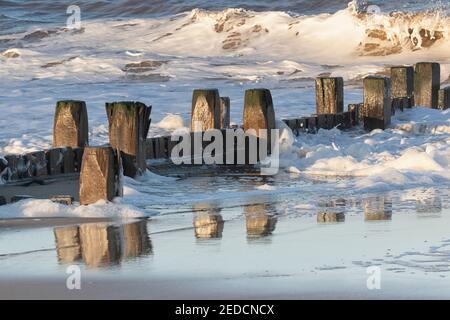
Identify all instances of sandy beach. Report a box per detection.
[1,185,449,300]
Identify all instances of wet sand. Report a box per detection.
[0,194,449,299]
[0,175,79,203]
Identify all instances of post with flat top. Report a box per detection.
[191,89,221,132]
[315,77,344,115]
[53,100,89,148]
[79,146,122,205]
[105,101,151,177]
[363,76,392,131]
[414,62,440,108]
[243,88,276,156]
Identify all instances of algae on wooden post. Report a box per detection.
[191,89,221,132]
[79,146,122,205]
[315,77,344,114]
[414,62,440,108]
[105,101,151,177]
[53,100,88,148]
[363,76,392,130]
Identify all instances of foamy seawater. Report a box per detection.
[1,0,450,299]
[0,0,449,215]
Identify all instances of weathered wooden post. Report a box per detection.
[391,66,414,99]
[414,62,440,108]
[438,86,450,110]
[243,89,276,158]
[316,77,344,115]
[363,76,392,130]
[191,89,221,132]
[106,101,151,177]
[391,66,414,112]
[53,100,89,148]
[220,97,231,128]
[79,146,122,205]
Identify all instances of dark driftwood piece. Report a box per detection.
[414,62,440,108]
[105,101,151,177]
[79,146,122,205]
[363,76,392,131]
[53,100,88,148]
[191,89,221,132]
[315,77,344,114]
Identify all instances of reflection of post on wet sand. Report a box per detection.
[364,197,393,221]
[54,226,81,263]
[78,224,121,268]
[122,221,152,257]
[317,198,346,223]
[54,220,151,268]
[193,204,224,239]
[415,192,442,215]
[245,204,277,238]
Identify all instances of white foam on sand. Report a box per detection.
[0,198,145,219]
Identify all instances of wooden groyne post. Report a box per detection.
[363,76,391,130]
[191,89,221,132]
[243,89,276,154]
[391,66,414,111]
[315,77,344,115]
[220,97,231,128]
[106,101,151,177]
[53,100,89,148]
[438,86,450,110]
[414,62,440,108]
[79,146,122,205]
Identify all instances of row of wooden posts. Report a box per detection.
[0,62,448,206]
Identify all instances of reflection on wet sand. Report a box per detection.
[245,204,277,238]
[54,226,81,263]
[317,198,346,223]
[415,193,442,216]
[193,204,224,239]
[364,197,393,221]
[54,220,151,268]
